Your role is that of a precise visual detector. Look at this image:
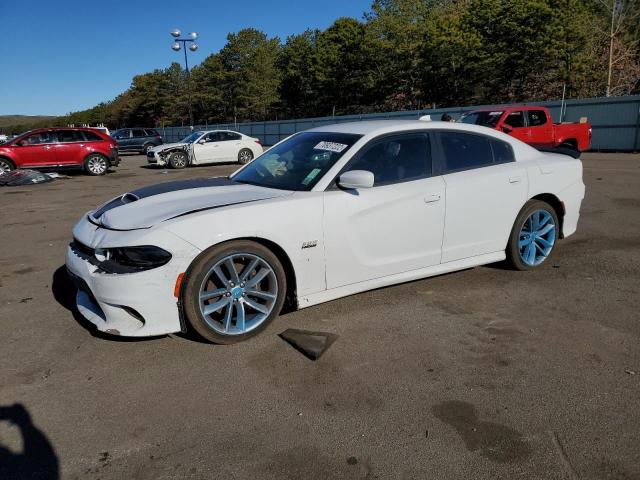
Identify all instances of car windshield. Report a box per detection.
[232,132,362,191]
[181,131,204,143]
[459,111,504,128]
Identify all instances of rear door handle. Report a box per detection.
[424,194,441,203]
[509,176,522,184]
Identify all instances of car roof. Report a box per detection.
[466,105,544,113]
[306,119,500,137]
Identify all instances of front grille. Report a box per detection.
[70,239,94,257]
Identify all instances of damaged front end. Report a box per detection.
[147,143,194,167]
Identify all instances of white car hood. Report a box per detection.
[90,177,292,230]
[150,142,189,153]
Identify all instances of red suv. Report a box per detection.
[0,127,120,176]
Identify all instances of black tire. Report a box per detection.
[84,154,109,176]
[169,151,188,169]
[0,157,15,174]
[560,140,578,153]
[238,148,254,164]
[506,200,559,271]
[182,240,287,344]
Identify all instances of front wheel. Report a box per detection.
[506,200,559,270]
[169,151,188,169]
[182,240,286,344]
[84,154,108,176]
[238,148,253,164]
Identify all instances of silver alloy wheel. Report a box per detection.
[238,149,253,164]
[198,253,278,336]
[171,152,187,168]
[0,159,12,174]
[144,144,153,153]
[86,155,107,175]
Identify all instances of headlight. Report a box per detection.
[96,246,172,274]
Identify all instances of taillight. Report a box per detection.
[254,139,261,145]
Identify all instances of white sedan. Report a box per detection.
[147,129,263,168]
[66,120,585,343]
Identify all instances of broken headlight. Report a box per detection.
[95,246,172,274]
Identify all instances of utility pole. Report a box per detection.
[606,0,617,97]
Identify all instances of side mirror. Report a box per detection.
[338,170,374,189]
[198,139,206,144]
[501,125,513,133]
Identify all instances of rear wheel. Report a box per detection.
[506,200,559,270]
[238,148,253,164]
[0,157,15,174]
[84,154,108,176]
[169,151,188,169]
[182,240,286,344]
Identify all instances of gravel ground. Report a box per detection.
[0,152,639,480]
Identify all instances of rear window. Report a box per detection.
[83,131,104,141]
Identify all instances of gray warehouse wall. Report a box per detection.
[158,95,640,151]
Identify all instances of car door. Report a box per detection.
[526,109,554,148]
[500,110,529,143]
[323,132,446,289]
[52,129,87,165]
[114,129,132,151]
[218,131,243,161]
[436,131,527,263]
[131,129,147,151]
[192,132,222,164]
[13,131,57,167]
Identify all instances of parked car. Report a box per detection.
[147,130,262,168]
[66,120,584,343]
[459,106,592,152]
[0,127,119,175]
[112,128,163,154]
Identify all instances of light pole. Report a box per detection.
[171,29,199,127]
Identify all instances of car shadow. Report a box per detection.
[0,403,59,480]
[51,266,165,343]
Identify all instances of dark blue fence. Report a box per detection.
[158,95,640,151]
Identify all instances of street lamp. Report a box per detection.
[170,29,199,127]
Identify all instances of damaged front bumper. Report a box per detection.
[65,217,201,337]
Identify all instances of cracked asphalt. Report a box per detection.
[0,153,639,479]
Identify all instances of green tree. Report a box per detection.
[278,30,319,118]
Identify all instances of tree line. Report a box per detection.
[5,0,640,133]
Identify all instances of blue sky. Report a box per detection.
[0,0,372,116]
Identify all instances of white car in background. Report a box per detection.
[66,120,584,343]
[147,129,262,168]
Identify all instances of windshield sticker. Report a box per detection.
[488,111,503,115]
[314,141,349,153]
[302,168,322,186]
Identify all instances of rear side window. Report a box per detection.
[56,130,85,143]
[132,129,146,137]
[439,132,515,172]
[528,110,547,127]
[504,111,525,128]
[439,132,493,171]
[490,138,515,163]
[220,132,241,141]
[347,133,432,186]
[145,129,158,136]
[83,131,103,142]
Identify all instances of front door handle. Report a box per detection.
[424,194,441,203]
[509,176,522,184]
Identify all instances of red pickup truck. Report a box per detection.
[459,105,591,152]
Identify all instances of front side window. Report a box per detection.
[202,132,220,142]
[504,111,525,128]
[114,129,130,139]
[56,130,84,143]
[21,131,54,145]
[232,132,361,191]
[345,133,432,186]
[439,132,494,171]
[528,110,547,127]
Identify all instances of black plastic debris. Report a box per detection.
[279,328,338,361]
[0,169,53,186]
